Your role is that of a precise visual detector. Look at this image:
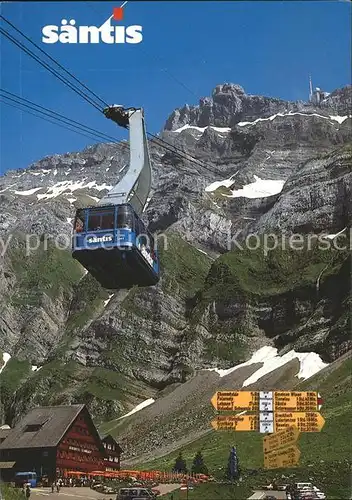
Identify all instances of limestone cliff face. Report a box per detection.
[0,83,350,424]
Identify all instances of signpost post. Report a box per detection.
[263,444,301,469]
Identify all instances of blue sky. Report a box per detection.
[0,1,350,174]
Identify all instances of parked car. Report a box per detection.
[116,487,157,500]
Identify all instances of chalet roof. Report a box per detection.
[0,429,11,440]
[0,404,86,450]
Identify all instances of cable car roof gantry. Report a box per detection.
[100,106,151,215]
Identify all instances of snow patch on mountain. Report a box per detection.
[14,187,43,196]
[11,180,113,201]
[36,180,113,200]
[173,124,232,133]
[237,111,349,127]
[0,352,11,374]
[205,346,328,384]
[225,175,285,199]
[86,195,100,203]
[103,294,114,307]
[118,398,155,420]
[206,174,284,198]
[205,173,238,192]
[143,197,152,213]
[322,227,347,240]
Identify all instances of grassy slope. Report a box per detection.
[2,231,212,423]
[8,235,84,305]
[158,231,212,298]
[203,236,349,299]
[138,354,352,499]
[2,237,144,422]
[7,358,152,424]
[191,236,350,366]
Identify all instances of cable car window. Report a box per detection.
[88,215,101,231]
[138,234,148,247]
[149,233,155,252]
[74,211,85,233]
[117,206,134,229]
[101,212,115,229]
[135,218,144,237]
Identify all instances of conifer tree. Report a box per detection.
[172,452,187,473]
[226,446,240,481]
[191,450,208,475]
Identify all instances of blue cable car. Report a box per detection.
[72,203,159,289]
[72,106,160,289]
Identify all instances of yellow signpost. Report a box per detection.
[211,391,259,411]
[210,391,324,469]
[274,392,322,411]
[274,412,325,432]
[263,425,300,454]
[264,445,301,469]
[211,391,323,412]
[211,414,259,431]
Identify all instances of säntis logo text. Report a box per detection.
[42,7,142,44]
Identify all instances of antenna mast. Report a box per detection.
[309,75,313,102]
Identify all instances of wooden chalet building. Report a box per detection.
[100,433,123,471]
[0,404,123,481]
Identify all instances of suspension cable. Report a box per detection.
[0,14,109,109]
[0,16,221,176]
[0,26,103,112]
[0,99,114,144]
[147,132,219,175]
[0,89,119,143]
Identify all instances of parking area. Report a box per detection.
[30,484,180,499]
[30,486,112,499]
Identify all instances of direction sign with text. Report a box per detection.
[211,414,259,431]
[274,412,325,432]
[264,445,301,469]
[211,391,259,411]
[263,425,300,453]
[274,392,323,411]
[211,391,323,412]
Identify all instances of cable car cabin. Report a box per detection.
[72,204,159,289]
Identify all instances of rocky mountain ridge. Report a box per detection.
[164,83,351,130]
[0,82,351,426]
